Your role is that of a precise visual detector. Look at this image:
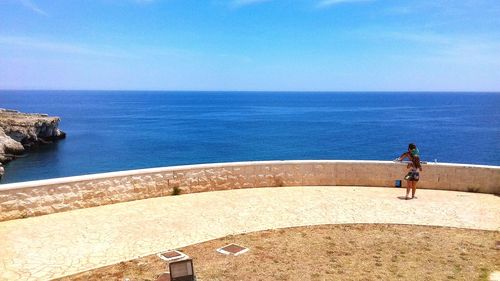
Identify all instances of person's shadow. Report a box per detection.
[397,196,417,200]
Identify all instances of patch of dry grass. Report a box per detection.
[57,224,499,281]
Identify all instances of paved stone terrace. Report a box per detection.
[0,186,499,281]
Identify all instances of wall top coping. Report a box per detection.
[0,160,499,192]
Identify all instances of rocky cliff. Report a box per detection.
[0,109,66,179]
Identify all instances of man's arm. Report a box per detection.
[398,152,410,161]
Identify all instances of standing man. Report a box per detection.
[397,143,422,200]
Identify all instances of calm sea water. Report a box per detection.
[0,91,499,184]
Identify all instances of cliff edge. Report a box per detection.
[0,109,66,179]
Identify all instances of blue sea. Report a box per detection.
[0,91,499,184]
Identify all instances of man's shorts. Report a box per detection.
[404,171,420,181]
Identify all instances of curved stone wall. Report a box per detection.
[0,160,498,221]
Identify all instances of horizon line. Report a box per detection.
[1,89,500,94]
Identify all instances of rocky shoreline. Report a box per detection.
[0,109,66,181]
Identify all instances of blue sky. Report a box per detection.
[0,0,499,91]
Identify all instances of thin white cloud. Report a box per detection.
[317,0,374,8]
[230,0,272,8]
[380,31,451,45]
[18,0,48,16]
[0,36,207,61]
[0,36,130,58]
[366,29,500,66]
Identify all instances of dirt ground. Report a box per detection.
[57,224,499,281]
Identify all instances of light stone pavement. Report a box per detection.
[0,186,499,281]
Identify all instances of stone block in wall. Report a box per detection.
[312,164,336,186]
[363,164,397,187]
[301,164,317,186]
[485,170,500,194]
[334,164,355,185]
[389,163,403,177]
[0,193,12,204]
[254,165,272,173]
[189,183,210,193]
[226,173,243,189]
[454,167,472,184]
[0,199,18,210]
[214,177,233,190]
[255,173,275,188]
[172,171,190,192]
[253,165,279,188]
[93,190,107,198]
[95,180,112,189]
[78,182,91,191]
[108,192,135,204]
[0,210,22,221]
[168,178,180,188]
[158,172,174,196]
[212,173,228,189]
[12,192,31,200]
[420,172,438,188]
[270,164,302,186]
[80,190,97,201]
[185,169,204,179]
[177,185,190,194]
[348,164,364,179]
[55,185,74,194]
[370,164,389,184]
[106,183,128,195]
[297,164,313,185]
[443,171,459,190]
[253,165,273,187]
[232,166,256,188]
[146,180,163,198]
[154,181,169,196]
[15,195,38,209]
[184,169,203,189]
[195,176,212,191]
[51,203,71,213]
[38,193,65,206]
[160,185,174,196]
[97,196,118,206]
[203,177,219,192]
[466,168,498,194]
[31,206,55,217]
[46,186,59,195]
[218,167,233,180]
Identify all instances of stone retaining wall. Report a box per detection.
[0,160,498,221]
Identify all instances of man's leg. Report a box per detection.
[405,181,411,199]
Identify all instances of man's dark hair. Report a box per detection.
[407,143,421,169]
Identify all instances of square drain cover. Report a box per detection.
[157,250,187,261]
[216,244,249,256]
